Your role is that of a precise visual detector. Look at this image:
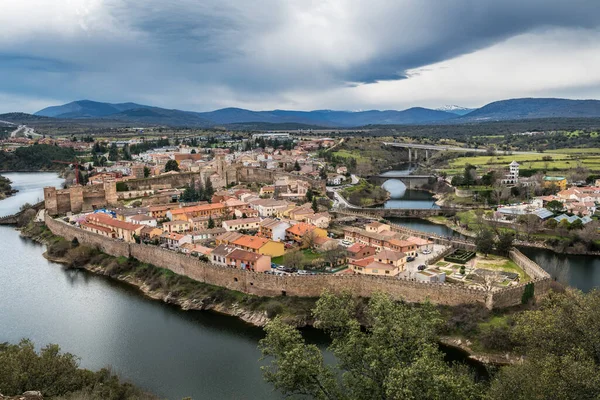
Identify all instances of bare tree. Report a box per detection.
[302,230,319,250]
[323,246,348,268]
[283,251,305,270]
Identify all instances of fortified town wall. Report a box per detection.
[45,214,548,309]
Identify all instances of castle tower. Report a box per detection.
[103,179,118,206]
[44,187,58,216]
[69,185,84,213]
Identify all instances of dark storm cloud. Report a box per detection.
[1,0,600,111]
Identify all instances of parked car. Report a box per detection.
[417,264,427,271]
[297,270,310,275]
[422,249,432,255]
[407,256,415,262]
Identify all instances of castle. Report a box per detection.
[44,180,118,216]
[501,161,519,185]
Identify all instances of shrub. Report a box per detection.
[264,300,284,318]
[47,240,73,258]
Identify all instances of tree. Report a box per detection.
[305,188,314,202]
[191,149,197,154]
[495,232,515,255]
[294,160,301,171]
[489,290,600,400]
[517,214,541,240]
[323,246,347,268]
[546,200,564,215]
[475,228,494,257]
[319,168,327,180]
[462,164,477,188]
[260,292,483,400]
[204,176,214,201]
[302,230,319,250]
[282,250,305,270]
[207,216,215,229]
[108,143,119,162]
[143,166,151,178]
[311,197,319,213]
[164,159,179,172]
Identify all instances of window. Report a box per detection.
[372,269,378,274]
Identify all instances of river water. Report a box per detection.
[0,173,285,400]
[379,167,439,209]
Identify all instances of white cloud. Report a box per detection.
[1,1,600,113]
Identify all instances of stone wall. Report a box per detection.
[509,248,550,280]
[45,214,130,258]
[45,214,548,309]
[237,167,326,192]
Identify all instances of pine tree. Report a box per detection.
[204,176,214,201]
[207,216,215,229]
[311,197,318,213]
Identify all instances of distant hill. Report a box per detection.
[34,101,458,127]
[0,112,53,123]
[31,97,600,127]
[460,98,600,121]
[436,105,474,116]
[35,100,147,118]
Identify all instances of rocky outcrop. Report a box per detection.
[0,391,43,400]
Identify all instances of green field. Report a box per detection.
[331,149,366,161]
[441,150,600,175]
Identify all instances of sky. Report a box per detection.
[2,0,600,114]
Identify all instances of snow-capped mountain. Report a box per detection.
[436,105,474,115]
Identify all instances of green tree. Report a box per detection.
[546,200,564,215]
[164,159,179,172]
[495,232,515,255]
[143,166,151,178]
[204,176,214,201]
[489,290,600,400]
[108,143,119,162]
[260,292,483,400]
[311,197,318,213]
[462,164,477,188]
[207,216,215,229]
[294,160,301,171]
[305,188,314,202]
[475,228,494,257]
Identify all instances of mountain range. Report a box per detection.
[31,98,600,127]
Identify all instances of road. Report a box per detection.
[327,174,359,209]
[10,125,39,138]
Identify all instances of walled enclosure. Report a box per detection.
[45,214,549,309]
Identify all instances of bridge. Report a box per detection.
[382,142,538,162]
[0,201,45,225]
[333,206,458,219]
[368,174,435,188]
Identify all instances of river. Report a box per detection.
[379,167,439,209]
[0,172,287,400]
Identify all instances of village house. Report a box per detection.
[179,243,213,256]
[215,231,244,246]
[231,235,285,257]
[374,249,407,271]
[139,226,163,241]
[234,207,259,218]
[167,203,225,221]
[148,204,180,219]
[84,213,142,243]
[188,216,212,230]
[225,249,271,272]
[249,199,290,217]
[211,244,238,266]
[346,243,377,261]
[286,223,327,245]
[306,212,331,228]
[222,217,261,232]
[384,239,417,257]
[159,232,192,249]
[127,214,158,227]
[543,176,568,191]
[327,174,345,186]
[162,220,191,233]
[365,221,391,233]
[191,227,226,241]
[259,218,291,242]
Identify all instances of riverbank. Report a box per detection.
[22,221,316,328]
[0,175,17,200]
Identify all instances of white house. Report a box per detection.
[222,217,261,232]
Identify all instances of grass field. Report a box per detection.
[331,149,366,161]
[441,150,600,175]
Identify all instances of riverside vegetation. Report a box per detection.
[261,290,600,400]
[0,175,14,199]
[0,340,157,400]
